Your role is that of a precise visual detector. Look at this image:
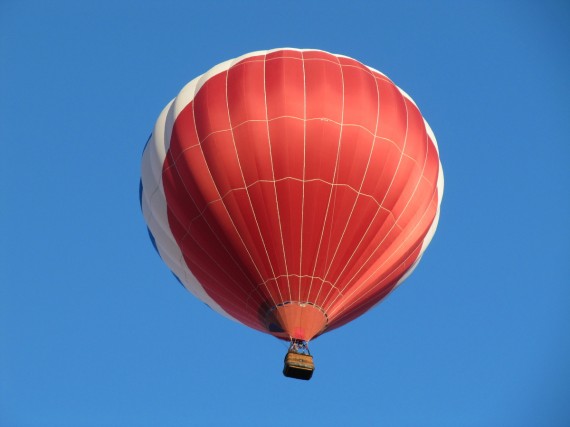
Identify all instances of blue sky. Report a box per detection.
[1,1,569,426]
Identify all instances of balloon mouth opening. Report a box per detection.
[264,301,328,341]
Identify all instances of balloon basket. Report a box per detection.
[283,340,314,380]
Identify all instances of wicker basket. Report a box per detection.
[283,352,314,380]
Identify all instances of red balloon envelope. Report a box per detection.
[140,48,443,342]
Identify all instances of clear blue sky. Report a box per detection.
[1,1,569,426]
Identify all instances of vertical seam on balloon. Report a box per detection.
[326,171,433,315]
[262,52,291,306]
[165,140,268,322]
[327,187,434,321]
[327,237,424,325]
[324,100,432,313]
[322,87,411,310]
[188,73,277,317]
[320,66,382,298]
[167,157,265,309]
[224,60,285,306]
[146,103,243,324]
[310,54,345,307]
[299,51,307,302]
[173,241,263,321]
[328,220,424,319]
[163,112,254,299]
[378,91,409,208]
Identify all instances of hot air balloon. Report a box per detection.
[140,48,443,380]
